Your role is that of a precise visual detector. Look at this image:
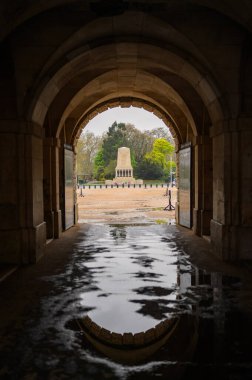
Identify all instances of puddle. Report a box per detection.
[1,224,252,379]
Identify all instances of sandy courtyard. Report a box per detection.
[77,186,177,224]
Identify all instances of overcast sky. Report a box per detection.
[81,106,170,136]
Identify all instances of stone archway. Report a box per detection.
[30,37,221,258]
[1,3,251,264]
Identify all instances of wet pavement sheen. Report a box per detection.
[0,223,252,379]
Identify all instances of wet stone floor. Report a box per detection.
[1,223,252,379]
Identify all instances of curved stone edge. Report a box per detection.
[77,315,177,348]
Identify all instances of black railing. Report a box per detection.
[79,183,170,190]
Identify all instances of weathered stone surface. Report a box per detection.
[111,332,123,345]
[123,333,134,345]
[0,1,252,264]
[90,322,101,337]
[144,328,156,344]
[133,332,145,346]
[82,316,93,329]
[99,328,111,342]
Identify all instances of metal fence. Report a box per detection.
[77,183,170,190]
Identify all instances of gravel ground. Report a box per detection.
[77,186,177,224]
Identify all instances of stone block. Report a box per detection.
[31,137,43,160]
[33,201,44,226]
[90,322,101,337]
[0,203,19,229]
[208,98,223,124]
[241,198,252,225]
[181,63,203,87]
[32,100,48,126]
[155,321,167,337]
[32,222,46,263]
[82,316,93,329]
[111,332,123,345]
[240,227,252,260]
[144,328,156,344]
[0,133,17,157]
[54,210,62,238]
[201,209,212,235]
[133,332,145,346]
[192,208,201,236]
[99,328,111,342]
[0,158,18,202]
[123,333,134,345]
[0,229,21,264]
[32,158,43,179]
[210,219,228,260]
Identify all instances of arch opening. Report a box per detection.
[75,106,178,226]
[24,35,222,261]
[37,43,218,244]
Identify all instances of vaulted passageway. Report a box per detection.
[35,36,217,260]
[0,1,252,264]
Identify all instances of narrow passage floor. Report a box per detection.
[0,223,252,380]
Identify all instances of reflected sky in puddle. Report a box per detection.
[75,224,179,333]
[2,223,252,380]
[70,224,243,334]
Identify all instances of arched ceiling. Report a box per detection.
[3,1,248,145]
[1,0,252,41]
[31,40,220,144]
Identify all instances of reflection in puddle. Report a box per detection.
[76,224,179,333]
[1,224,252,379]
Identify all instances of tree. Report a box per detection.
[76,132,103,179]
[104,160,117,179]
[122,124,154,162]
[143,138,175,180]
[92,122,176,181]
[94,149,105,180]
[148,127,174,144]
[135,158,164,179]
[102,121,127,165]
[145,138,174,167]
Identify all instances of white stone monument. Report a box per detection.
[114,147,134,183]
[105,147,143,185]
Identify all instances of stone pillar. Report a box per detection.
[210,118,252,261]
[0,120,46,264]
[73,146,78,225]
[192,137,202,235]
[43,137,62,239]
[43,138,54,238]
[193,136,213,236]
[239,120,252,259]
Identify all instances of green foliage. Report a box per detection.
[135,158,164,179]
[123,124,153,162]
[104,160,117,179]
[78,120,175,181]
[131,151,137,169]
[95,166,105,181]
[146,138,174,168]
[94,149,105,180]
[155,219,167,224]
[94,149,105,167]
[76,131,103,179]
[141,138,175,180]
[102,121,127,165]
